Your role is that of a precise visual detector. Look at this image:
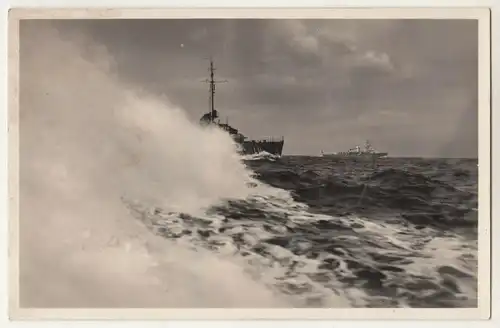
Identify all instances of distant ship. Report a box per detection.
[199,59,285,156]
[320,140,388,159]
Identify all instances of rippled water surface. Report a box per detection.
[127,155,478,308]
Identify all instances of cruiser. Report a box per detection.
[321,140,388,159]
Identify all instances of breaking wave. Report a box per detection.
[19,21,297,308]
[242,151,280,162]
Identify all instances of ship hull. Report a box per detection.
[198,60,285,157]
[240,140,284,156]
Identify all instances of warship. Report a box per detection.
[320,140,388,159]
[199,59,285,156]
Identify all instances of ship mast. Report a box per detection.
[203,58,227,123]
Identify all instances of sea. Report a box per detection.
[126,154,479,308]
[20,22,478,309]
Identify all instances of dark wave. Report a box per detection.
[247,157,478,229]
[126,156,478,308]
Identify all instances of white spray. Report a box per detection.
[19,21,289,308]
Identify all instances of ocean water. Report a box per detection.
[128,154,478,308]
[19,21,478,309]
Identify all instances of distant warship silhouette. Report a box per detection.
[320,140,388,159]
[199,59,284,156]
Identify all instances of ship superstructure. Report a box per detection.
[199,59,285,156]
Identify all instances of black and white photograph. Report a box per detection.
[9,8,491,319]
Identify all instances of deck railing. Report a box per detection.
[254,136,285,143]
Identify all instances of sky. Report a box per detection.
[49,19,478,157]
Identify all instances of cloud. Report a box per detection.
[36,19,478,157]
[357,51,394,71]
